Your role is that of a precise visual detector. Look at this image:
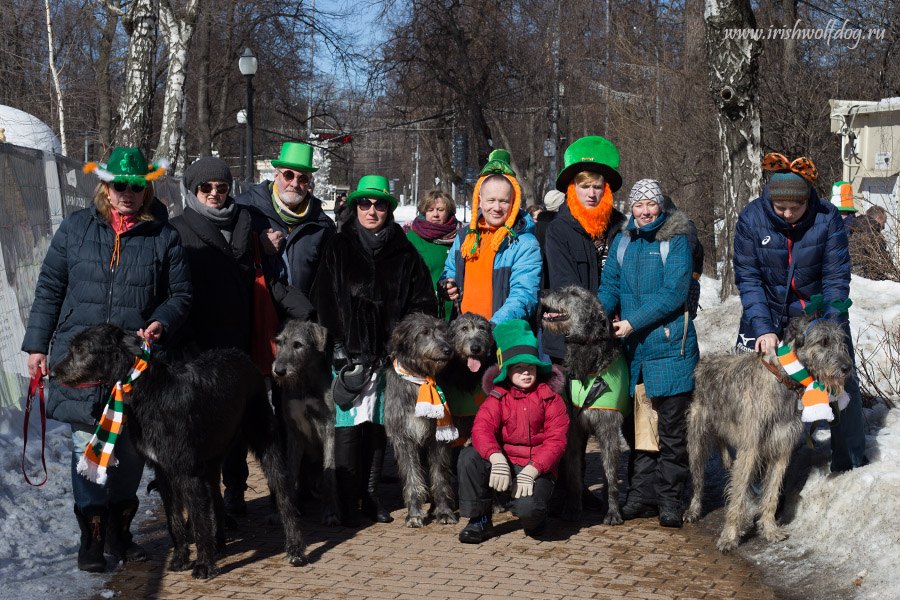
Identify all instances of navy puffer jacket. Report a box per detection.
[733,186,850,339]
[21,204,191,425]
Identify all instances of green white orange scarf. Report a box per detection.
[393,360,458,442]
[776,342,849,423]
[77,341,151,485]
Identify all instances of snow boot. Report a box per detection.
[75,505,107,573]
[106,499,148,562]
[360,424,393,523]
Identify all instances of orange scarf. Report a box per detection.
[566,182,614,238]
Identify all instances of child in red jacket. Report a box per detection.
[457,319,570,543]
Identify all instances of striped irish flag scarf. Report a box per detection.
[393,360,458,442]
[77,341,151,485]
[776,342,849,423]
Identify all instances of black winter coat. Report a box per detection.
[312,219,437,364]
[169,204,254,353]
[541,203,627,360]
[21,204,191,425]
[236,182,335,297]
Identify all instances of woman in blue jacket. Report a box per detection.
[597,179,698,529]
[21,148,191,572]
[733,153,866,472]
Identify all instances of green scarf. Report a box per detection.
[271,184,309,227]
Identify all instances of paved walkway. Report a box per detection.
[98,445,787,600]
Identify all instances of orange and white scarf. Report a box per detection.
[777,343,849,423]
[393,360,458,442]
[77,341,151,484]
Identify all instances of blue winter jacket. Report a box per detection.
[439,210,542,324]
[21,204,192,425]
[733,186,850,339]
[597,211,698,398]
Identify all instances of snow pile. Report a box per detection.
[0,105,63,154]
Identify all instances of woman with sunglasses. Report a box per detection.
[312,174,437,526]
[21,147,191,572]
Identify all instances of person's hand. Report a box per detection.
[27,353,47,379]
[441,278,459,301]
[488,453,511,492]
[137,321,163,342]
[755,333,779,354]
[262,228,284,255]
[513,464,539,498]
[613,320,633,338]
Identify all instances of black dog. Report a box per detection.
[52,324,308,578]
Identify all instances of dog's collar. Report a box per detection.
[59,380,107,389]
[760,355,804,392]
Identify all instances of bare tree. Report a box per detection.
[44,0,67,155]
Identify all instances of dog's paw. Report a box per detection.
[169,552,191,572]
[761,525,788,543]
[405,515,426,528]
[288,552,309,567]
[433,511,459,525]
[683,506,702,523]
[321,511,342,527]
[603,510,623,526]
[491,502,508,514]
[716,531,740,553]
[191,562,219,579]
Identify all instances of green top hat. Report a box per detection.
[492,319,552,384]
[555,136,622,193]
[347,174,398,211]
[479,149,516,177]
[83,146,170,185]
[271,142,319,173]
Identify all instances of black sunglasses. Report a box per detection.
[198,182,230,194]
[277,169,310,184]
[112,181,146,193]
[356,198,388,211]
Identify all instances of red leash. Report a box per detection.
[22,370,48,487]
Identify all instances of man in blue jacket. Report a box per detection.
[733,154,866,472]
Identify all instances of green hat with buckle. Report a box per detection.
[271,142,319,173]
[347,174,398,211]
[555,135,622,193]
[492,319,552,384]
[83,146,170,185]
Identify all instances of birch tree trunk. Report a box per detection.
[114,0,159,150]
[155,0,199,174]
[96,6,119,151]
[705,0,763,300]
[44,0,67,155]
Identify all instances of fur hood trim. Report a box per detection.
[620,209,691,241]
[481,363,565,395]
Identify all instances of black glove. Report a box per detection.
[332,343,351,372]
[331,362,369,410]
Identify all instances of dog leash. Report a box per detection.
[22,369,48,486]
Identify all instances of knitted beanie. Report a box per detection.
[768,172,810,203]
[542,189,565,212]
[628,178,663,210]
[183,157,233,195]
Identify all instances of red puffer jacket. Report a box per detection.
[471,365,569,476]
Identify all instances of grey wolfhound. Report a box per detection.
[436,312,495,442]
[541,286,626,525]
[383,313,457,527]
[52,324,308,578]
[685,315,853,552]
[272,320,339,527]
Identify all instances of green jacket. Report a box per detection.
[407,229,453,320]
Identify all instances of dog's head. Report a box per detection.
[391,312,452,378]
[541,286,616,343]
[448,312,495,374]
[783,316,853,393]
[52,323,143,387]
[272,320,328,384]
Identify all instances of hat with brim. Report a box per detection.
[271,142,319,173]
[555,136,622,193]
[347,174,398,211]
[492,319,552,384]
[83,146,169,185]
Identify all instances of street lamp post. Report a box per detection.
[238,48,258,182]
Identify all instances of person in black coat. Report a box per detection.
[312,174,437,525]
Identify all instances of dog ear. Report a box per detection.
[784,318,805,348]
[311,322,328,353]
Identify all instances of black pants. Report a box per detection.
[457,446,554,530]
[623,392,690,510]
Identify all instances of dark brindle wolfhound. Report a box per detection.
[436,312,495,442]
[685,315,853,552]
[272,320,339,526]
[52,324,308,578]
[383,313,457,528]
[541,285,626,525]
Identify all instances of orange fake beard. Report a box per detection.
[566,182,614,238]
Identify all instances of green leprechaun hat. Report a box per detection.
[555,136,622,193]
[492,319,552,384]
[347,174,398,211]
[83,147,170,185]
[271,141,319,173]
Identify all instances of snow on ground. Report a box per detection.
[1,274,898,599]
